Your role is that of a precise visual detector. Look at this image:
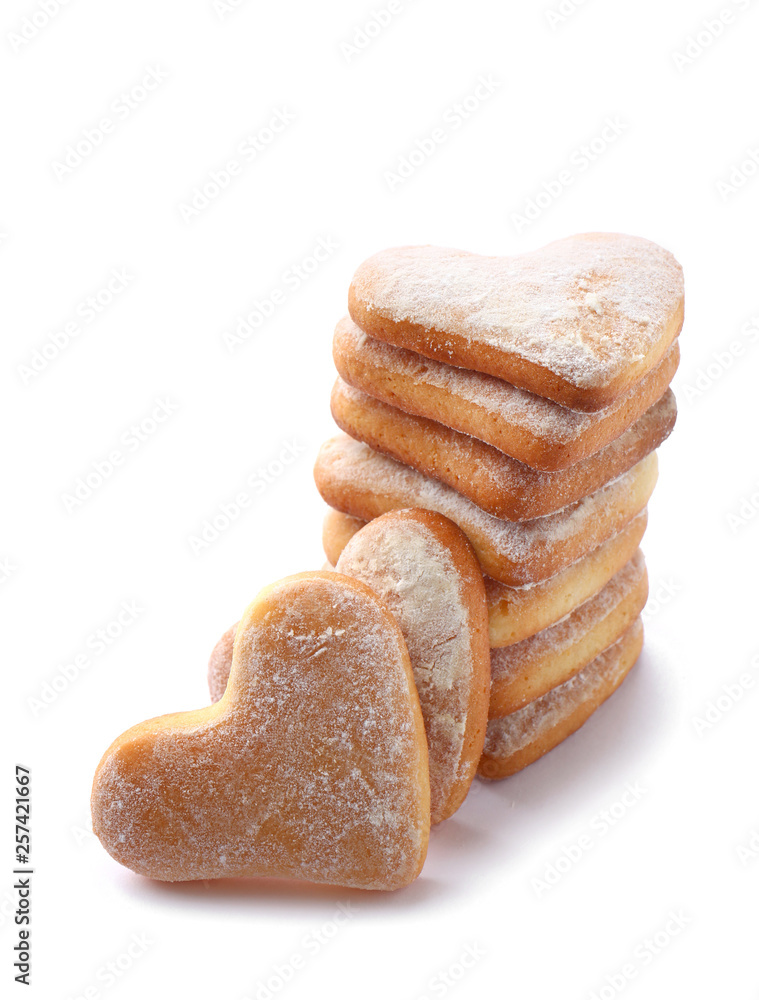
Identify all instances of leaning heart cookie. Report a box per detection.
[348,234,684,411]
[334,511,490,825]
[207,511,491,826]
[92,572,430,889]
[322,508,648,648]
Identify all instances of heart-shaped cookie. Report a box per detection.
[207,511,491,826]
[348,233,684,411]
[335,510,490,825]
[91,572,430,889]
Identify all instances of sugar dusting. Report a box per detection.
[336,516,479,824]
[484,619,643,758]
[349,234,683,389]
[490,551,645,684]
[332,375,675,520]
[207,623,237,702]
[335,316,679,448]
[314,435,657,585]
[92,575,429,888]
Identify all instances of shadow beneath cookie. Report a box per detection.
[481,642,673,820]
[120,864,447,914]
[111,648,672,909]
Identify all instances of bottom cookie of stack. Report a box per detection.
[479,618,644,780]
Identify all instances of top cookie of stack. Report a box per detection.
[348,233,683,411]
[318,232,682,536]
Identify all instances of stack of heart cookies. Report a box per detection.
[90,233,683,893]
[314,233,684,780]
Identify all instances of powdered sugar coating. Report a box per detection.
[484,619,643,760]
[349,235,683,397]
[207,623,237,702]
[334,316,679,463]
[314,435,657,586]
[331,375,676,520]
[92,573,430,888]
[336,512,489,824]
[491,551,646,686]
[323,507,648,649]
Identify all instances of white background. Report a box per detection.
[4,0,758,997]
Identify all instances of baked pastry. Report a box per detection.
[479,618,644,780]
[348,234,684,410]
[314,434,657,586]
[207,623,236,704]
[489,551,647,716]
[323,508,647,647]
[334,510,490,824]
[92,572,430,889]
[206,511,489,826]
[333,316,679,470]
[484,515,646,646]
[331,376,675,520]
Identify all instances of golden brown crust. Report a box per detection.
[322,509,365,565]
[478,618,644,780]
[335,509,491,824]
[207,623,237,703]
[322,508,647,649]
[485,514,647,646]
[350,301,682,413]
[205,513,490,827]
[333,316,679,471]
[331,377,676,520]
[92,572,430,889]
[489,551,647,716]
[313,434,657,586]
[348,236,684,411]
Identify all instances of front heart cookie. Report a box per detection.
[348,233,684,411]
[91,572,430,890]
